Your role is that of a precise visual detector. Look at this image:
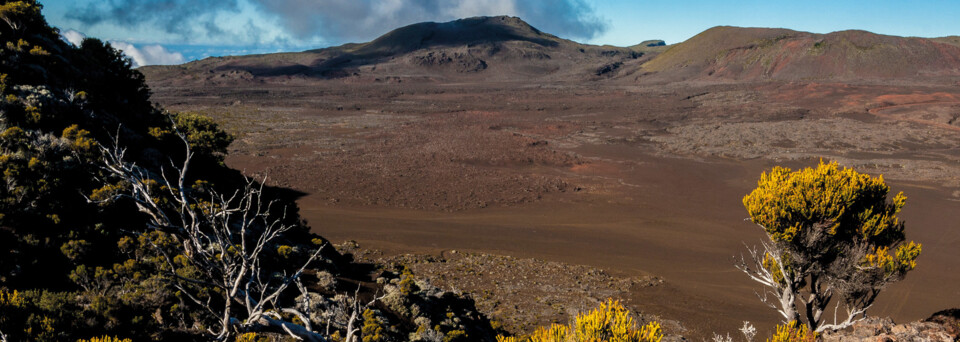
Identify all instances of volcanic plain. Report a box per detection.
[142,16,960,339]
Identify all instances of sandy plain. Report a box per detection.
[148,78,960,338]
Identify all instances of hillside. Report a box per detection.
[140,16,651,85]
[932,35,960,48]
[0,2,508,341]
[133,13,960,342]
[640,26,960,82]
[142,23,960,85]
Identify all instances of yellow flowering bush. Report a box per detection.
[76,336,133,342]
[742,161,921,331]
[767,321,815,342]
[498,299,662,342]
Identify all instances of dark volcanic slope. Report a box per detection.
[640,26,960,82]
[140,16,650,85]
[143,22,960,86]
[333,15,563,56]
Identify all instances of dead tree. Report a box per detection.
[97,131,328,341]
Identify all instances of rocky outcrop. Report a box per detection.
[821,310,960,341]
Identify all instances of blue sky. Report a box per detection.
[41,0,960,66]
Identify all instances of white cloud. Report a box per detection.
[61,28,186,67]
[61,29,86,46]
[109,41,186,67]
[446,0,518,19]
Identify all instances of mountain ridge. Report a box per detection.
[322,16,563,56]
[140,18,960,85]
[141,16,652,84]
[640,25,960,81]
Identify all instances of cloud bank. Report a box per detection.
[61,29,86,46]
[61,29,185,67]
[254,0,607,42]
[68,0,242,42]
[110,41,186,67]
[66,0,607,46]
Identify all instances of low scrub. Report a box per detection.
[496,299,662,342]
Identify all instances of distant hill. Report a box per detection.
[931,36,960,48]
[321,15,563,56]
[141,16,653,85]
[640,26,960,81]
[143,20,960,85]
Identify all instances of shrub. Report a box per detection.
[361,309,386,342]
[767,321,815,342]
[76,336,133,342]
[498,299,663,342]
[740,161,921,332]
[234,332,269,342]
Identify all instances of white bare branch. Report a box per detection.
[739,225,882,332]
[97,127,329,341]
[343,285,386,342]
[739,321,757,342]
[735,241,799,323]
[815,301,871,333]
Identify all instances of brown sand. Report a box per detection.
[148,79,960,338]
[297,151,960,337]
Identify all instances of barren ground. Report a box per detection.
[149,78,960,339]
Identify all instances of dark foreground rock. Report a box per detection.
[822,309,960,341]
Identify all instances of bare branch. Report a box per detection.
[739,321,757,342]
[815,302,871,333]
[98,128,329,341]
[736,241,798,323]
[343,286,386,342]
[261,312,328,342]
[739,229,885,332]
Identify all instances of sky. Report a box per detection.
[41,0,960,66]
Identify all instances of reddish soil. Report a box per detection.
[146,78,960,339]
[138,17,960,340]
